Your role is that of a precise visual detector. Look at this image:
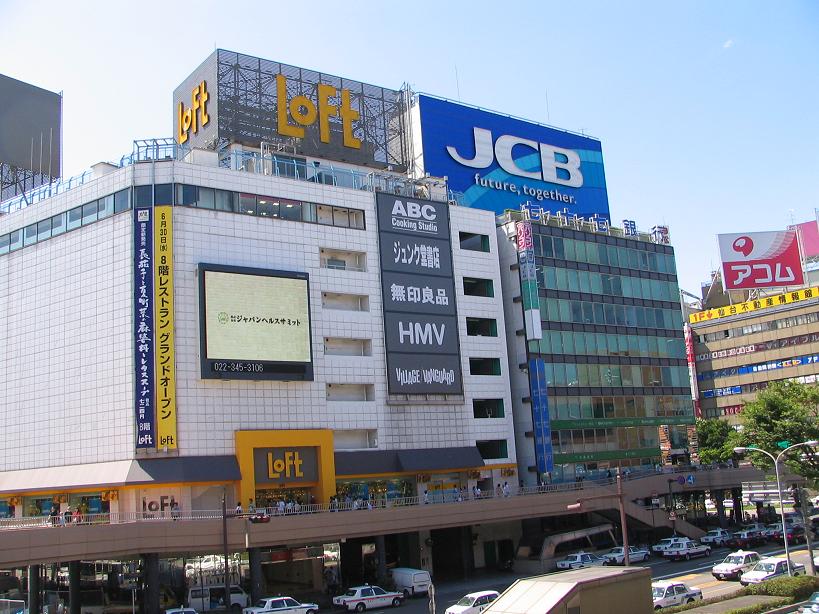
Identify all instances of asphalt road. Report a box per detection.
[365,543,817,614]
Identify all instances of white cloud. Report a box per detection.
[723,39,735,49]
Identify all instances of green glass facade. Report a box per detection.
[527,223,694,481]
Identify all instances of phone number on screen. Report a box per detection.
[212,362,265,373]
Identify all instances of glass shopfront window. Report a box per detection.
[23,496,58,517]
[0,499,13,518]
[69,493,107,516]
[255,487,314,510]
[335,478,414,504]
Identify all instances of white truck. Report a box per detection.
[651,537,689,556]
[700,529,732,547]
[663,539,712,561]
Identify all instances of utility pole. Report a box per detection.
[618,468,630,566]
[799,487,816,575]
[223,488,231,609]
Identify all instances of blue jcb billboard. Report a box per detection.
[417,95,610,220]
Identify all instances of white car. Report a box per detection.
[555,552,604,570]
[740,557,805,586]
[444,590,499,614]
[712,550,761,581]
[167,610,199,614]
[700,529,732,546]
[333,585,404,611]
[651,537,688,555]
[601,546,650,565]
[243,596,318,614]
[651,581,702,609]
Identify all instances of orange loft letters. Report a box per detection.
[177,81,209,144]
[275,74,361,149]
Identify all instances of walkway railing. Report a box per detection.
[0,463,749,533]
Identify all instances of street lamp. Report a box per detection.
[567,468,630,565]
[733,440,818,576]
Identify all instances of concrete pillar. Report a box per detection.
[28,565,41,614]
[69,560,81,614]
[142,553,160,614]
[732,488,743,524]
[375,535,387,584]
[248,548,264,605]
[715,496,727,528]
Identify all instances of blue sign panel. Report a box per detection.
[133,207,156,449]
[529,358,554,474]
[418,95,610,219]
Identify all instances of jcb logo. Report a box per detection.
[177,81,209,145]
[267,450,304,479]
[276,74,360,149]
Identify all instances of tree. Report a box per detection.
[737,380,819,480]
[696,418,738,464]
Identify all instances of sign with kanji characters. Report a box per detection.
[688,286,819,324]
[376,192,462,394]
[153,206,177,450]
[133,206,156,450]
[198,264,314,381]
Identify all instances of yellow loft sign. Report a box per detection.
[177,81,209,144]
[275,74,361,150]
[267,450,304,479]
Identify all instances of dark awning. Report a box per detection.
[127,455,241,484]
[334,447,484,477]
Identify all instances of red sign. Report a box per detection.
[721,404,743,416]
[719,230,804,290]
[683,324,702,418]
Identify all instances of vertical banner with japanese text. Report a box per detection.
[529,358,554,474]
[154,206,178,449]
[516,221,542,341]
[133,207,156,449]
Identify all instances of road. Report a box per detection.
[373,543,816,614]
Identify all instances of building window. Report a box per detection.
[459,232,490,252]
[473,399,504,419]
[154,183,173,205]
[469,357,501,376]
[134,185,153,208]
[466,317,498,337]
[463,277,494,297]
[476,439,508,459]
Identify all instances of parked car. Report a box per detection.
[555,552,605,570]
[700,529,732,547]
[777,525,808,544]
[167,610,199,614]
[652,537,689,556]
[601,546,650,565]
[664,540,711,562]
[390,568,431,598]
[444,590,499,614]
[761,523,782,540]
[187,585,250,612]
[740,557,805,586]
[651,581,703,609]
[741,523,768,533]
[797,590,819,613]
[727,530,766,549]
[243,596,318,614]
[712,550,762,581]
[333,585,404,611]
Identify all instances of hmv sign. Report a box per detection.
[376,192,463,394]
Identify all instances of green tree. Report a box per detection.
[737,380,819,480]
[696,418,738,464]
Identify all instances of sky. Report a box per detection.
[1,0,817,293]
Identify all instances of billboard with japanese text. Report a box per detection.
[417,95,609,219]
[376,192,462,394]
[719,230,804,290]
[198,264,313,380]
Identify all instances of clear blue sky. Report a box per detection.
[2,0,817,293]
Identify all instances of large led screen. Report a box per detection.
[199,264,313,380]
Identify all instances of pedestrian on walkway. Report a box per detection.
[423,490,429,504]
[234,502,243,516]
[495,484,502,498]
[503,482,510,497]
[248,499,256,514]
[171,501,181,521]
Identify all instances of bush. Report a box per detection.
[743,575,819,600]
[724,597,790,614]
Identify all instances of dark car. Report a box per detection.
[779,525,808,544]
[727,530,766,549]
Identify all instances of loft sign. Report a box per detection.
[253,447,318,484]
[177,81,210,144]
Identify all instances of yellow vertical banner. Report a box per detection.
[154,206,178,450]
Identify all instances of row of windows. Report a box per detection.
[700,372,819,400]
[0,183,368,257]
[533,234,677,274]
[542,297,682,331]
[175,184,366,229]
[539,266,679,302]
[544,362,689,388]
[697,310,819,343]
[548,394,693,421]
[697,350,819,383]
[0,189,131,254]
[551,426,658,454]
[530,330,685,360]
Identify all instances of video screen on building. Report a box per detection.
[198,264,313,380]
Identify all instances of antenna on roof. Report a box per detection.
[454,64,461,101]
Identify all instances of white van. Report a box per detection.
[390,568,431,598]
[187,584,249,611]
